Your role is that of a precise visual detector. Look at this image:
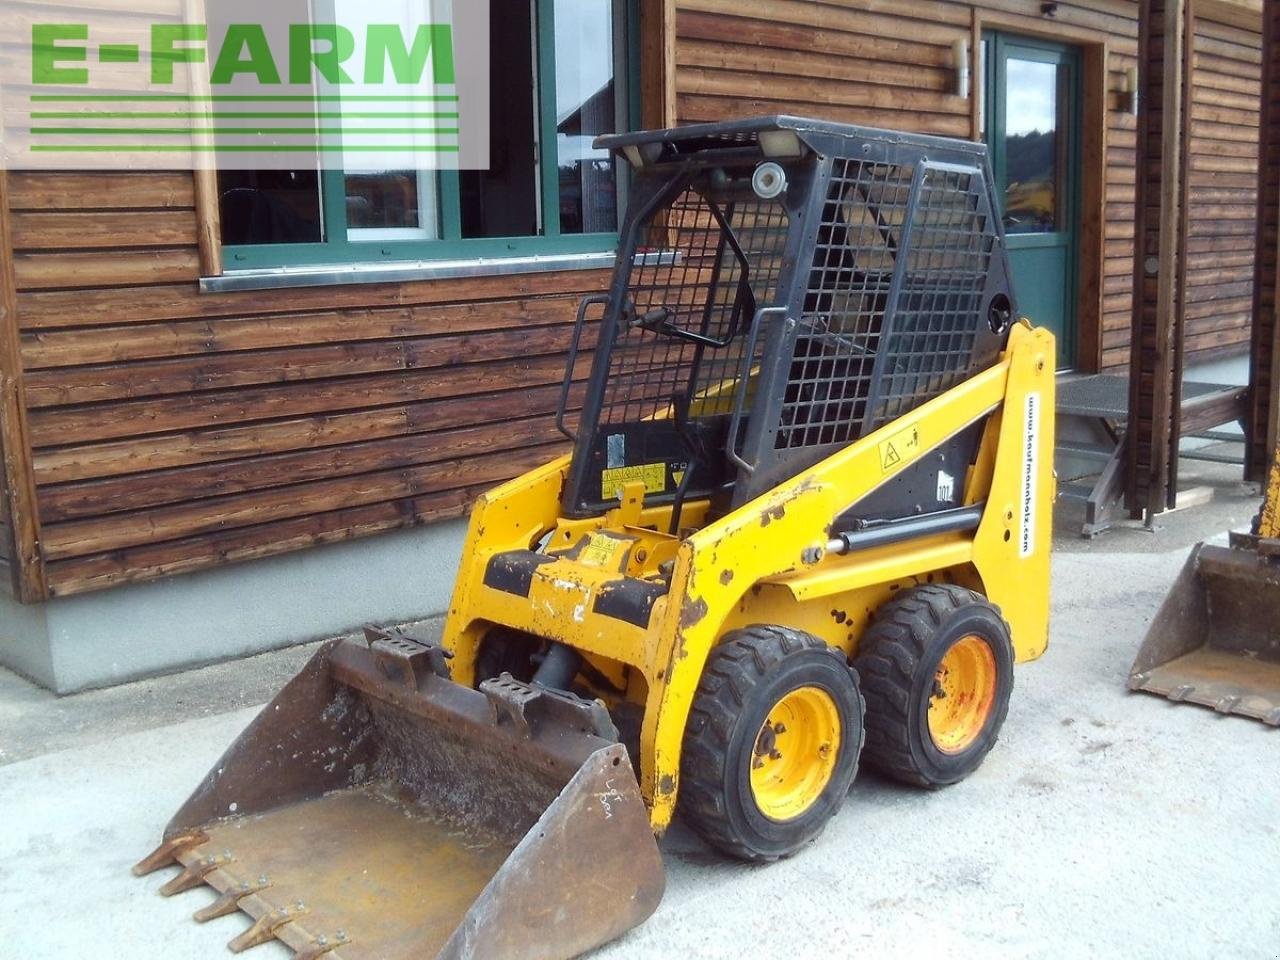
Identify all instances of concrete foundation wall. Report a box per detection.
[0,518,468,694]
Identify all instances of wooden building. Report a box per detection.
[0,0,1268,690]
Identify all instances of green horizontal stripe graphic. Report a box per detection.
[30,144,462,152]
[30,94,459,103]
[31,127,460,136]
[31,112,460,120]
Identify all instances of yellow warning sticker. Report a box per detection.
[601,462,667,500]
[578,533,624,569]
[878,424,923,473]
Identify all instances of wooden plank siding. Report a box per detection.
[0,421,12,596]
[1185,16,1263,360]
[0,172,44,601]
[0,196,12,594]
[0,0,1265,599]
[6,170,607,597]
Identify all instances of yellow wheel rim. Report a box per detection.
[749,686,841,822]
[927,635,998,754]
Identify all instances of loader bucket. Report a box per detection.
[1129,543,1280,726]
[135,632,665,960]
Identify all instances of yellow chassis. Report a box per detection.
[443,323,1056,832]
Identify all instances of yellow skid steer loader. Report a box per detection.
[136,117,1057,959]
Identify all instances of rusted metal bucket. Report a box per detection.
[1129,540,1280,726]
[135,630,665,960]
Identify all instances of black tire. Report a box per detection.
[474,628,546,686]
[679,625,865,862]
[854,584,1014,789]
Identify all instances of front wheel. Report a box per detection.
[854,584,1014,788]
[679,625,865,862]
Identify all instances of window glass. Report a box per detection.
[554,0,618,234]
[336,0,443,242]
[217,0,629,260]
[1002,58,1061,234]
[218,170,324,245]
[459,0,541,238]
[346,171,441,240]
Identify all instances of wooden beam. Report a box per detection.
[193,168,223,277]
[1249,0,1280,479]
[1078,42,1111,374]
[1180,384,1250,434]
[1168,1,1197,508]
[0,173,47,602]
[640,0,677,129]
[1128,0,1191,521]
[183,0,221,277]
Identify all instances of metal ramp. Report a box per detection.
[1056,374,1249,537]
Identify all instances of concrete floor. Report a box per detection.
[1,459,1276,959]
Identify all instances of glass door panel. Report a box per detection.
[984,33,1081,369]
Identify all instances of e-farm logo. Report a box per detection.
[31,23,456,88]
[1,1,490,170]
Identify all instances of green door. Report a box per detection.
[983,33,1081,369]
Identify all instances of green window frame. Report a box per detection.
[222,1,642,271]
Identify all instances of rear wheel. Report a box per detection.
[679,625,865,862]
[854,584,1014,788]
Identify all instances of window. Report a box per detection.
[216,0,638,270]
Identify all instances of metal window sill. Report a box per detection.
[200,250,630,294]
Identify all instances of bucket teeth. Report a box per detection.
[1169,684,1195,702]
[1214,695,1241,715]
[228,903,308,954]
[133,832,208,877]
[294,930,351,960]
[159,852,234,897]
[193,877,271,923]
[1264,707,1280,727]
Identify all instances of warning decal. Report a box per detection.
[578,533,624,569]
[601,462,667,500]
[878,424,923,474]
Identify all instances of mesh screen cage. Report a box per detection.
[558,116,1017,519]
